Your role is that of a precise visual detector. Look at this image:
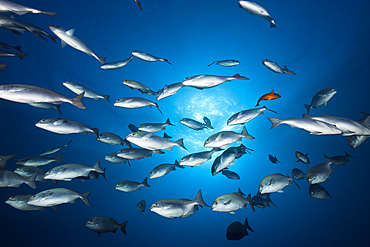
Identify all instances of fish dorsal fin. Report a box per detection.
[270,89,274,94]
[66,28,75,36]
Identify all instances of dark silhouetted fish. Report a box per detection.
[226,217,254,240]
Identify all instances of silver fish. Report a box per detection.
[295,151,309,168]
[0,170,36,189]
[211,188,255,214]
[0,0,58,17]
[132,50,171,64]
[63,81,110,102]
[262,59,295,74]
[101,55,134,70]
[156,82,183,100]
[122,80,157,96]
[179,147,222,167]
[227,106,277,126]
[238,1,282,31]
[116,148,155,160]
[126,132,186,151]
[0,153,16,169]
[306,161,333,184]
[14,166,46,183]
[150,189,209,218]
[180,117,213,130]
[115,177,150,192]
[85,217,127,237]
[5,194,45,211]
[114,97,162,114]
[291,168,305,180]
[137,200,146,212]
[48,25,106,64]
[97,132,131,147]
[138,118,174,133]
[309,184,331,200]
[208,59,240,67]
[35,118,99,137]
[182,74,249,89]
[104,153,130,166]
[39,140,72,156]
[304,88,337,114]
[0,84,86,109]
[15,153,62,167]
[28,102,62,115]
[0,48,28,59]
[149,160,184,179]
[204,126,254,148]
[221,169,240,180]
[259,173,300,194]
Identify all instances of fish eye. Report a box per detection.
[40,119,46,122]
[31,195,35,198]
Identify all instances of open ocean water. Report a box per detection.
[1,0,370,246]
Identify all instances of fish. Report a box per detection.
[221,169,240,180]
[15,153,62,167]
[63,81,110,102]
[101,55,134,70]
[347,112,370,148]
[0,63,8,71]
[115,177,150,192]
[238,1,282,31]
[179,147,222,167]
[0,84,86,109]
[116,148,155,160]
[48,25,106,64]
[295,151,309,168]
[251,192,276,210]
[268,117,342,135]
[203,117,213,129]
[309,184,331,200]
[258,173,300,194]
[114,97,162,114]
[128,124,139,132]
[204,126,254,148]
[306,161,333,184]
[39,140,72,156]
[135,0,143,10]
[291,168,305,180]
[0,170,36,189]
[0,153,16,169]
[132,50,171,64]
[163,132,172,139]
[35,118,99,137]
[255,89,281,106]
[0,49,28,59]
[97,132,132,147]
[27,188,91,211]
[122,80,157,96]
[181,205,201,218]
[150,189,209,218]
[182,74,249,89]
[28,102,62,115]
[304,88,337,114]
[149,160,184,179]
[126,132,186,151]
[137,200,146,212]
[208,59,240,67]
[14,166,47,183]
[0,41,21,51]
[138,118,174,133]
[211,188,255,213]
[43,159,104,181]
[227,106,277,126]
[268,154,280,164]
[180,117,213,130]
[156,82,184,100]
[104,153,130,166]
[85,217,128,237]
[226,218,254,241]
[323,152,354,166]
[262,59,296,74]
[0,0,58,17]
[75,170,106,182]
[5,194,45,211]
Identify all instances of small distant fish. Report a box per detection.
[0,153,16,169]
[221,169,240,180]
[36,118,99,137]
[122,80,157,96]
[101,55,134,70]
[39,140,72,156]
[114,97,162,114]
[0,170,36,189]
[116,177,150,192]
[5,194,45,211]
[0,41,22,51]
[135,0,143,10]
[304,88,337,114]
[128,124,139,132]
[138,118,174,133]
[227,106,277,126]
[259,173,300,194]
[0,0,58,17]
[14,166,47,183]
[204,126,254,148]
[238,1,282,31]
[63,81,110,102]
[323,152,354,166]
[182,74,249,89]
[255,90,281,106]
[226,218,254,241]
[126,132,186,151]
[85,217,127,237]
[306,160,333,184]
[211,188,255,214]
[105,153,130,166]
[291,168,305,180]
[15,153,62,167]
[116,148,155,160]
[28,102,62,115]
[0,49,28,59]
[149,160,184,179]
[97,132,132,147]
[262,59,295,75]
[0,63,9,71]
[309,184,331,200]
[49,25,106,64]
[268,154,280,164]
[208,59,240,67]
[295,151,309,168]
[180,117,213,130]
[132,50,171,64]
[137,200,146,212]
[251,192,276,210]
[180,147,222,167]
[156,82,184,100]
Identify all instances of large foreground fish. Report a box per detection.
[126,132,186,151]
[49,25,106,64]
[35,118,99,137]
[211,188,255,213]
[0,84,86,109]
[85,217,128,237]
[182,74,249,89]
[0,0,58,17]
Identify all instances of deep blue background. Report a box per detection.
[1,0,370,246]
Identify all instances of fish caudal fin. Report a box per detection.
[244,218,254,232]
[194,189,209,207]
[304,104,311,114]
[44,11,59,17]
[141,177,150,187]
[174,160,185,169]
[13,45,22,52]
[103,95,110,103]
[154,103,163,115]
[91,128,99,137]
[81,191,91,206]
[54,153,63,163]
[71,92,86,109]
[270,20,283,32]
[166,118,174,126]
[99,57,106,64]
[246,193,255,212]
[120,221,128,235]
[268,117,282,129]
[25,173,37,189]
[16,52,29,60]
[175,138,187,150]
[92,159,104,174]
[55,104,62,115]
[241,126,255,139]
[283,65,296,75]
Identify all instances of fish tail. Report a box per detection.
[100,168,107,181]
[267,117,282,129]
[246,193,255,212]
[13,45,22,52]
[92,159,104,173]
[71,92,86,109]
[141,177,150,187]
[25,173,37,189]
[174,159,185,168]
[43,11,59,17]
[99,57,106,64]
[345,151,355,159]
[287,174,301,189]
[155,103,163,115]
[244,218,254,232]
[232,74,249,80]
[241,126,255,139]
[119,221,128,235]
[194,189,209,207]
[0,64,9,72]
[54,153,63,163]
[124,139,132,148]
[304,104,311,114]
[266,194,277,207]
[175,138,187,150]
[80,191,91,206]
[270,21,283,32]
[16,52,29,60]
[166,118,174,126]
[322,153,331,163]
[91,128,99,137]
[208,62,214,66]
[102,95,110,102]
[55,104,62,115]
[283,65,296,75]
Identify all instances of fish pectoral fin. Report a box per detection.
[277,190,284,193]
[51,205,58,211]
[142,133,153,140]
[70,198,78,204]
[224,200,232,206]
[61,40,67,48]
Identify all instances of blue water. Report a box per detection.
[1,0,370,246]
